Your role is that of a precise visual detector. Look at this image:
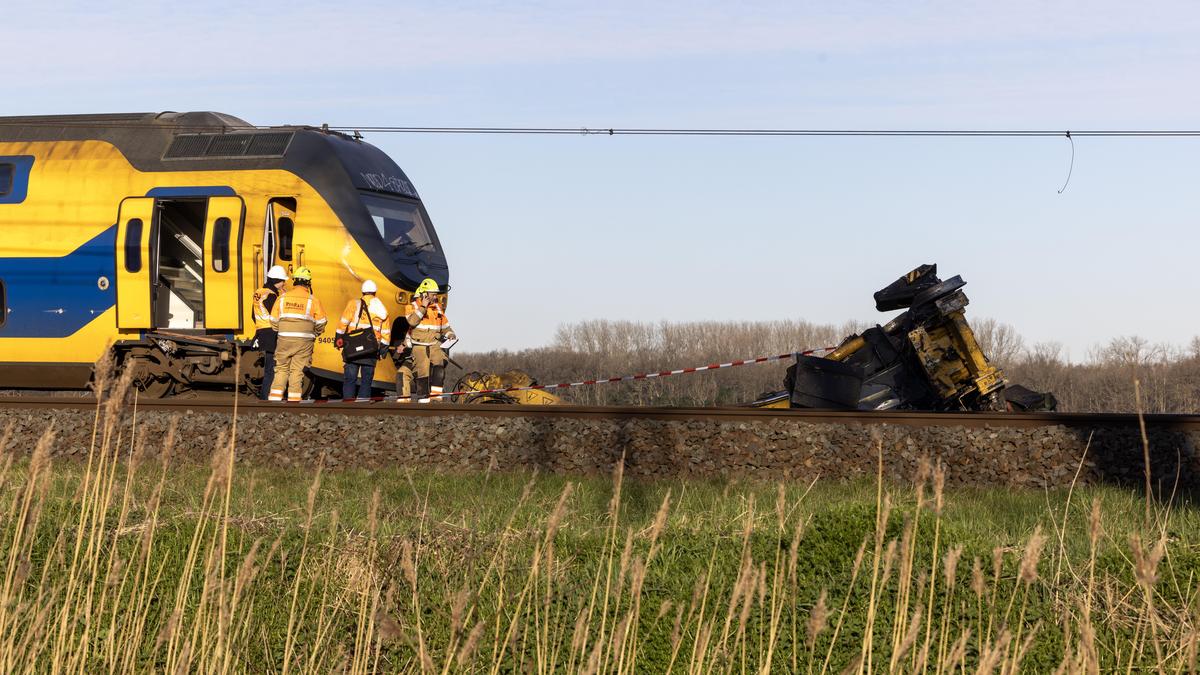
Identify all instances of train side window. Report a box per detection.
[277,216,294,261]
[0,278,6,328]
[124,218,143,273]
[212,217,231,272]
[0,164,13,196]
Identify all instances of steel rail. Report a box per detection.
[2,396,1198,431]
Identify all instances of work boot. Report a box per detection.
[414,377,431,404]
[430,365,446,403]
[395,378,412,404]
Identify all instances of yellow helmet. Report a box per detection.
[292,266,313,281]
[415,278,439,294]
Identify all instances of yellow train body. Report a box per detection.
[0,112,449,394]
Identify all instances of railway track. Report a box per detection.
[3,395,1198,431]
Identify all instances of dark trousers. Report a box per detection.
[259,352,275,400]
[342,361,377,400]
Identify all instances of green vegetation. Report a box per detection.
[1,369,1198,672]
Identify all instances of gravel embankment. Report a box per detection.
[2,407,1196,488]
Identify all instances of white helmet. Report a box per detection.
[266,265,288,281]
[361,279,378,294]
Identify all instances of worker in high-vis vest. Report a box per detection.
[268,267,327,402]
[405,277,456,402]
[250,265,289,400]
[334,279,391,401]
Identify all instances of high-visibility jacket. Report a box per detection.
[406,301,453,346]
[270,285,327,339]
[251,285,279,330]
[336,295,391,345]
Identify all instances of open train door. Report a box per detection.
[267,198,297,270]
[115,197,156,329]
[201,196,246,330]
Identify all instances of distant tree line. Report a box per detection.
[972,318,1200,413]
[452,318,1200,412]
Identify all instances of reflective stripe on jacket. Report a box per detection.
[251,286,278,330]
[270,286,327,339]
[406,301,450,346]
[336,295,391,345]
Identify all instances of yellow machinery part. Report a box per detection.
[906,310,1005,401]
[455,369,561,405]
[826,336,867,362]
[946,311,1006,396]
[511,389,562,405]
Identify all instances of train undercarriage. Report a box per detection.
[114,332,281,398]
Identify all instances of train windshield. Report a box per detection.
[361,193,438,255]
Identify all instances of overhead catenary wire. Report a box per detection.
[321,127,1200,137]
[2,118,1200,137]
[1,120,1189,194]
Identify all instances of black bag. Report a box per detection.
[252,327,277,354]
[341,300,380,363]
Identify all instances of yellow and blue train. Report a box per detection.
[0,111,449,396]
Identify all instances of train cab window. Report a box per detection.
[362,193,435,254]
[124,218,143,272]
[0,164,12,196]
[277,216,294,261]
[0,278,6,328]
[212,217,231,272]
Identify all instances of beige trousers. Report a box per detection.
[269,337,314,401]
[396,353,414,400]
[411,343,445,378]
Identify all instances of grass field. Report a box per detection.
[1,371,1198,672]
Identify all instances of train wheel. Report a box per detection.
[134,374,175,398]
[240,374,265,399]
[240,351,266,398]
[125,353,177,399]
[302,372,338,400]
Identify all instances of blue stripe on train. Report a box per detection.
[0,187,237,337]
[0,226,117,337]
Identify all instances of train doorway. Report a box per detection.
[115,195,246,332]
[153,199,207,329]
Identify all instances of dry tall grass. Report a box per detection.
[0,359,1197,671]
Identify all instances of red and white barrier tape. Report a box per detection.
[291,346,836,404]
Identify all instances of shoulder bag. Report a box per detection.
[342,300,380,362]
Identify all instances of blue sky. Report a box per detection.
[6,1,1200,359]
